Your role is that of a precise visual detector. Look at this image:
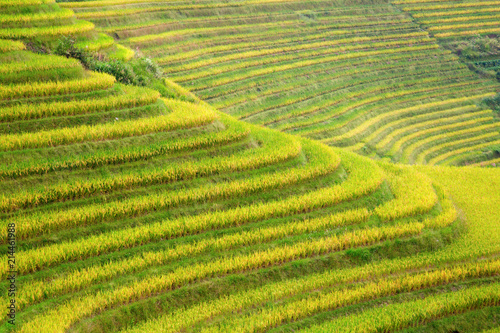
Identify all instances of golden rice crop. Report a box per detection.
[0,38,24,52]
[0,98,215,151]
[0,85,159,121]
[0,20,94,39]
[0,71,115,100]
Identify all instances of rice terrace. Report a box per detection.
[0,0,499,331]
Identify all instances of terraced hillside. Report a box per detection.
[67,0,500,166]
[394,0,500,89]
[1,0,500,332]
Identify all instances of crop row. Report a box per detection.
[403,1,500,12]
[232,70,466,120]
[99,6,400,34]
[435,27,500,38]
[399,122,499,163]
[171,38,434,81]
[1,112,245,179]
[0,53,80,75]
[0,124,297,212]
[417,131,500,164]
[12,208,368,312]
[126,223,484,333]
[428,139,500,166]
[374,167,437,221]
[1,134,324,238]
[284,79,482,135]
[221,58,459,114]
[109,44,134,61]
[219,58,458,113]
[117,186,457,333]
[428,21,499,32]
[1,149,379,275]
[0,0,53,8]
[0,71,115,100]
[160,32,428,70]
[152,20,420,64]
[1,136,331,241]
[394,0,453,4]
[126,17,413,46]
[202,49,455,100]
[17,222,420,333]
[187,44,441,91]
[0,8,74,24]
[0,38,24,52]
[199,260,500,332]
[412,7,500,19]
[358,106,486,152]
[291,83,494,137]
[304,283,500,332]
[470,157,500,167]
[75,33,114,51]
[11,182,458,318]
[143,22,418,59]
[374,105,485,151]
[296,83,497,137]
[421,14,500,25]
[0,98,215,151]
[67,0,368,16]
[321,93,494,144]
[0,84,159,122]
[0,20,94,39]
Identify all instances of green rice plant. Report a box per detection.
[17,223,421,333]
[374,166,437,221]
[172,38,435,82]
[161,35,431,72]
[199,261,500,333]
[374,106,486,151]
[302,283,500,332]
[0,113,247,178]
[428,21,500,32]
[0,0,53,8]
[109,44,134,61]
[0,53,80,75]
[320,93,495,144]
[436,27,500,38]
[0,150,381,275]
[0,133,320,238]
[202,49,455,101]
[187,44,441,90]
[428,139,500,166]
[13,208,368,312]
[412,8,500,19]
[0,39,24,52]
[0,20,94,39]
[286,82,487,135]
[157,30,427,65]
[0,98,215,151]
[0,8,74,24]
[0,84,159,121]
[417,132,500,165]
[76,33,114,51]
[469,157,500,167]
[231,72,467,121]
[0,124,298,212]
[421,14,500,25]
[403,1,500,12]
[390,118,497,159]
[0,71,115,100]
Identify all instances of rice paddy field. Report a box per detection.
[0,0,499,332]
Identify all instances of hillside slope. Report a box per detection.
[67,0,500,166]
[0,0,499,332]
